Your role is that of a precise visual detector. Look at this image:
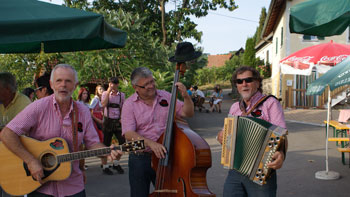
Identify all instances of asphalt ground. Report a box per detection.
[84,90,350,197]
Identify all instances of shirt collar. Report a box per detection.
[239,91,263,112]
[110,90,120,96]
[132,90,160,102]
[9,92,19,106]
[52,94,74,115]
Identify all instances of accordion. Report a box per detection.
[221,116,288,185]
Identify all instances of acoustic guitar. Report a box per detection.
[0,136,145,196]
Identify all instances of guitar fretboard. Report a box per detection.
[57,146,120,163]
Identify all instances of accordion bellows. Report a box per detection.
[221,116,288,185]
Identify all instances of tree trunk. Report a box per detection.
[160,0,166,45]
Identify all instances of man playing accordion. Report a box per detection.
[217,66,287,197]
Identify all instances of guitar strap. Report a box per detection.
[71,101,79,152]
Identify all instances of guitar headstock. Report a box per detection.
[120,140,145,153]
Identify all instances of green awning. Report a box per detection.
[307,57,350,95]
[290,0,350,37]
[0,0,127,53]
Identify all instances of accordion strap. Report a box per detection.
[241,95,277,116]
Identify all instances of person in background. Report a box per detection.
[101,77,125,175]
[35,72,53,99]
[77,87,91,109]
[207,84,223,113]
[0,72,31,128]
[187,85,193,97]
[217,66,287,197]
[192,85,206,112]
[90,84,110,175]
[22,87,35,101]
[0,72,31,197]
[0,64,123,197]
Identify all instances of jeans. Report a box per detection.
[223,170,277,197]
[128,153,155,197]
[28,189,86,197]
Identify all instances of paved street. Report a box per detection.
[84,90,350,196]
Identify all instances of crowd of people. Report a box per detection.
[0,42,287,197]
[187,84,223,114]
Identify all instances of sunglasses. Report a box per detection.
[235,77,255,84]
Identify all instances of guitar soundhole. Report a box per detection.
[41,153,57,168]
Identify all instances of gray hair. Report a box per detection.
[130,67,153,85]
[0,72,17,93]
[50,64,79,84]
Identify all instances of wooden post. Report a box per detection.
[288,86,292,108]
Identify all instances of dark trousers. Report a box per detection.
[28,189,86,197]
[103,117,125,146]
[223,170,277,197]
[128,153,156,197]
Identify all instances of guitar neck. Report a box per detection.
[56,146,121,163]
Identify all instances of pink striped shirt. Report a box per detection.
[229,91,286,128]
[6,94,99,197]
[101,91,125,119]
[121,90,183,147]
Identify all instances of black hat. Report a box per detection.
[169,42,202,62]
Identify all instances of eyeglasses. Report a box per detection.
[235,77,255,84]
[34,86,43,91]
[135,79,155,89]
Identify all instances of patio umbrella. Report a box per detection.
[0,0,127,53]
[305,57,350,180]
[289,0,350,37]
[280,41,350,75]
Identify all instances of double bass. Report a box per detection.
[149,61,215,197]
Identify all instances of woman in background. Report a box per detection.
[208,84,223,113]
[90,85,114,175]
[77,87,91,108]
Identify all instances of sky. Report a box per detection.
[41,0,271,55]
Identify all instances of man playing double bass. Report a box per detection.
[121,42,201,197]
[217,66,288,197]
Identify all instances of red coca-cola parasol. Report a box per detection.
[280,40,350,75]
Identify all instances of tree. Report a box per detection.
[242,37,256,67]
[71,0,238,46]
[255,7,267,45]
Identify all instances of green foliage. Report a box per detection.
[255,7,267,45]
[257,62,271,79]
[72,0,237,45]
[243,37,257,67]
[0,53,62,91]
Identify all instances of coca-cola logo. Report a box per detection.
[283,56,314,63]
[319,55,349,64]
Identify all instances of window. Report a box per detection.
[266,50,269,64]
[281,27,283,47]
[303,35,325,41]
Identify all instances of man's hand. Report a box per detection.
[176,82,190,99]
[217,129,224,144]
[27,158,44,184]
[148,140,167,159]
[108,144,123,161]
[107,82,114,93]
[267,151,285,170]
